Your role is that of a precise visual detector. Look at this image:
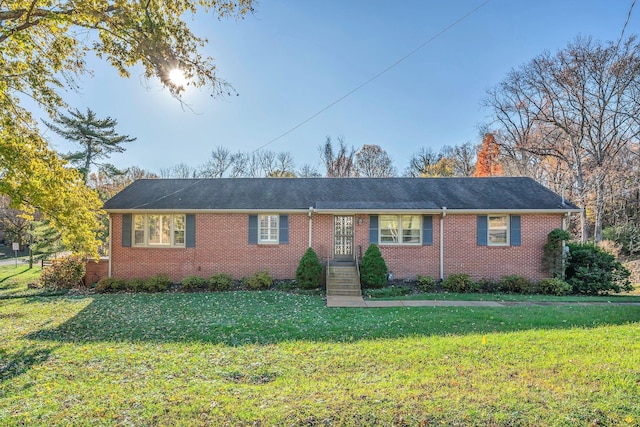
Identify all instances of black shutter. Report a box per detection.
[186,214,196,247]
[369,215,379,244]
[248,215,258,244]
[477,215,488,246]
[510,215,521,246]
[422,215,433,246]
[122,214,132,247]
[279,215,289,244]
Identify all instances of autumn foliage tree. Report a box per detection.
[472,133,503,177]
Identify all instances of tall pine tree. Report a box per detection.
[45,108,136,181]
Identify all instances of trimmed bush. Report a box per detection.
[499,275,534,294]
[181,275,208,291]
[538,278,572,296]
[417,275,436,292]
[127,278,146,292]
[566,243,632,295]
[95,277,126,293]
[441,273,477,293]
[243,271,273,290]
[360,244,388,288]
[295,247,323,289]
[476,278,499,293]
[37,255,85,289]
[209,273,235,291]
[144,274,171,292]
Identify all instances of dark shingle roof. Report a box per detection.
[102,177,579,211]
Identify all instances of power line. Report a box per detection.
[617,0,636,49]
[251,0,492,154]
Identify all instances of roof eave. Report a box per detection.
[105,207,581,214]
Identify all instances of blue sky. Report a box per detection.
[40,0,639,175]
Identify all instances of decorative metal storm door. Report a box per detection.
[334,216,354,260]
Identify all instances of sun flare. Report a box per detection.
[168,68,187,87]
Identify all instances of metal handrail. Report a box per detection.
[354,246,361,284]
[326,247,330,292]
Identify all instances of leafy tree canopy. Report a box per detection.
[0,0,254,256]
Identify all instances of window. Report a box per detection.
[132,214,186,247]
[174,215,185,245]
[379,215,421,245]
[259,215,279,244]
[134,215,145,246]
[148,214,171,245]
[488,215,509,246]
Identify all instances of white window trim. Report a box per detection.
[258,214,279,244]
[487,214,510,247]
[379,214,422,246]
[132,214,186,248]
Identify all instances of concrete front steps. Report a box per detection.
[326,264,361,297]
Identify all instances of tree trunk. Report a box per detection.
[594,175,605,243]
[574,169,589,243]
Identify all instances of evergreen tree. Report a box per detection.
[541,229,571,278]
[295,247,323,289]
[360,244,388,288]
[45,108,136,181]
[29,220,65,260]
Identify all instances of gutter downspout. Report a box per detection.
[440,206,447,281]
[108,214,113,278]
[308,207,314,247]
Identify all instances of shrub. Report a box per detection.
[476,278,499,293]
[295,247,323,289]
[538,278,572,296]
[209,273,235,291]
[95,277,126,293]
[365,285,413,298]
[360,244,388,288]
[127,278,147,292]
[144,274,171,292]
[541,228,571,278]
[37,255,85,289]
[181,275,208,291]
[417,275,436,292]
[566,243,632,295]
[441,273,477,293]
[499,275,534,294]
[243,271,272,290]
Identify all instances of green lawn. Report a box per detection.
[1,267,639,426]
[368,290,640,302]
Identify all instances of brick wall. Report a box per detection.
[111,213,311,282]
[109,212,564,282]
[443,214,562,281]
[84,258,109,286]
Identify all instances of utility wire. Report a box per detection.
[616,0,636,50]
[251,0,492,154]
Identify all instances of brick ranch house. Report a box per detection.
[99,177,579,284]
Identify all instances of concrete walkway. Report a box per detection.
[326,296,640,308]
